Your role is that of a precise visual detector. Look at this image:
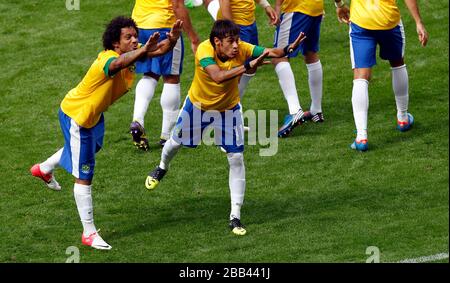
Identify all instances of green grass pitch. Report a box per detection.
[0,0,447,263]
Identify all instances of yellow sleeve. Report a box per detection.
[197,42,216,68]
[98,51,118,77]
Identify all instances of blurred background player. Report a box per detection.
[335,0,428,151]
[144,20,305,236]
[184,0,204,9]
[272,0,325,138]
[30,17,182,250]
[130,0,201,150]
[203,0,278,98]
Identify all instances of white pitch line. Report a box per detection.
[397,252,449,263]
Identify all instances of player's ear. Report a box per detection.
[214,37,221,47]
[112,41,120,50]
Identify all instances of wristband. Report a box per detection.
[258,0,271,9]
[283,45,292,56]
[244,58,252,70]
[335,0,345,8]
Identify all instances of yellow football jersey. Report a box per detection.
[350,0,401,30]
[132,0,176,29]
[188,40,264,112]
[281,0,324,17]
[60,50,135,128]
[217,0,256,26]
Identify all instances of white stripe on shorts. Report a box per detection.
[69,119,81,178]
[349,24,355,69]
[171,37,183,75]
[399,20,406,58]
[277,12,293,48]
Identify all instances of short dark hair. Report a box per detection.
[209,19,240,48]
[102,16,138,50]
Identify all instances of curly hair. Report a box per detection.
[209,19,240,48]
[102,16,138,50]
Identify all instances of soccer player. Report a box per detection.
[335,0,428,151]
[203,0,278,98]
[130,0,201,150]
[144,20,305,236]
[30,17,182,250]
[272,0,326,138]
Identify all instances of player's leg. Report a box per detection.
[131,72,159,151]
[159,35,184,147]
[131,28,162,151]
[219,104,246,235]
[161,75,181,147]
[351,68,371,151]
[302,15,324,122]
[227,152,246,235]
[59,112,111,250]
[272,12,308,138]
[379,22,413,131]
[304,51,324,123]
[204,0,219,20]
[146,96,204,190]
[30,148,63,191]
[390,60,414,131]
[349,23,377,151]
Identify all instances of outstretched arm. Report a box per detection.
[263,32,306,58]
[146,20,184,57]
[108,32,161,75]
[108,20,183,75]
[204,50,270,84]
[172,0,201,54]
[404,0,428,46]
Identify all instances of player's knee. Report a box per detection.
[227,152,244,167]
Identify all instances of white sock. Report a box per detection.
[227,153,245,220]
[160,83,181,140]
[159,138,182,170]
[275,62,301,115]
[207,0,219,20]
[352,79,369,141]
[73,183,97,236]
[306,60,323,114]
[392,65,409,122]
[238,73,255,99]
[40,148,63,174]
[133,76,158,127]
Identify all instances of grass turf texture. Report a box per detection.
[0,0,447,263]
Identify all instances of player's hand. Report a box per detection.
[265,6,279,26]
[336,6,350,24]
[167,19,183,44]
[287,32,306,53]
[143,32,160,52]
[416,22,428,47]
[249,50,271,69]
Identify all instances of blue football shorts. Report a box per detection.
[239,21,259,45]
[136,28,184,75]
[349,21,405,69]
[172,96,245,153]
[58,109,104,181]
[274,12,323,57]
